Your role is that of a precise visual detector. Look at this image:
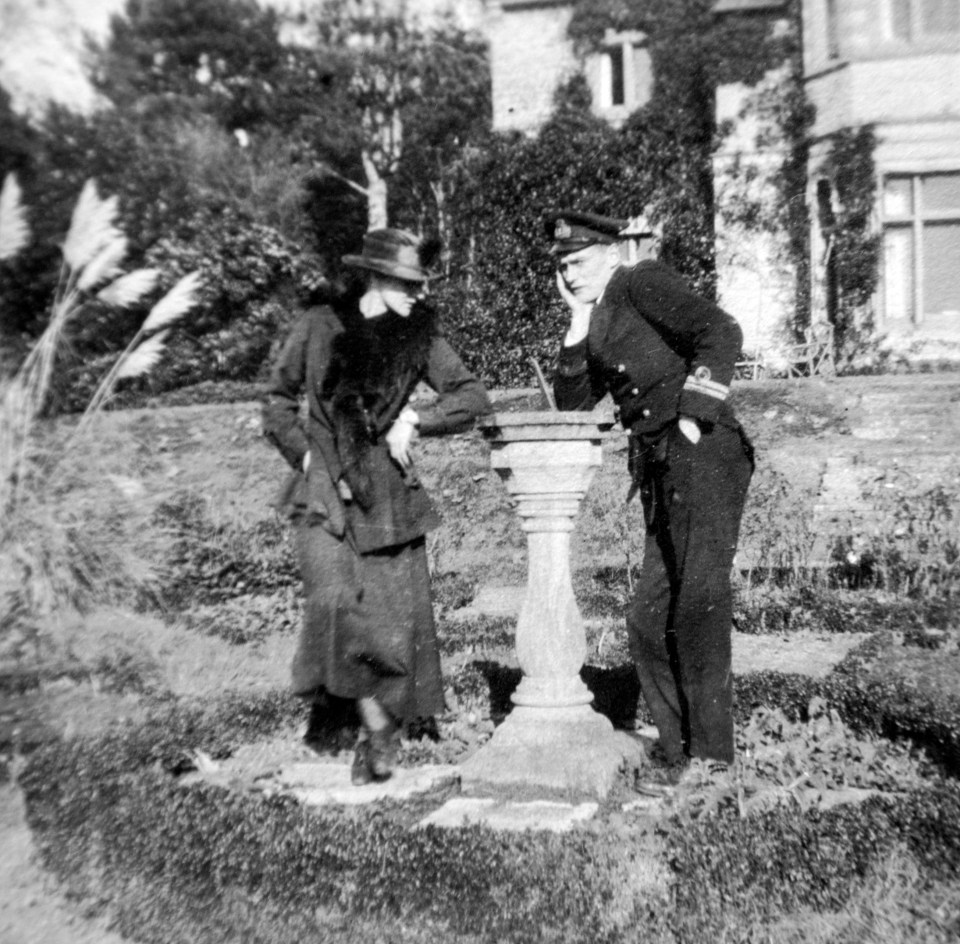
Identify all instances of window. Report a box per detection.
[602,46,625,107]
[882,172,960,330]
[594,30,651,115]
[883,0,960,39]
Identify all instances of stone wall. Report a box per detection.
[486,0,577,134]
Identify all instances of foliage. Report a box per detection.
[715,59,815,340]
[299,1,492,234]
[48,205,312,409]
[439,82,643,386]
[16,668,960,944]
[818,126,882,362]
[93,0,286,129]
[182,591,300,646]
[153,490,299,610]
[667,781,960,942]
[733,637,960,777]
[0,177,199,637]
[427,0,807,384]
[832,461,960,598]
[19,696,635,944]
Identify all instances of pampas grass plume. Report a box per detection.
[97,268,160,307]
[62,180,122,273]
[78,236,128,292]
[115,329,170,380]
[141,271,203,333]
[0,173,29,261]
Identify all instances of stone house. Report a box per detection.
[804,0,960,348]
[483,0,960,362]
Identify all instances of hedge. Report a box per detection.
[18,650,960,944]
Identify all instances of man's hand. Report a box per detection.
[386,409,419,470]
[302,450,311,473]
[556,272,592,345]
[678,416,701,444]
[337,478,353,502]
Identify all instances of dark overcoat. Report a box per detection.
[261,301,490,718]
[263,302,491,553]
[555,259,743,434]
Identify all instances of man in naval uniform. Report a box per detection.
[547,209,754,780]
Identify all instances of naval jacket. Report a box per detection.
[262,304,491,553]
[554,260,743,437]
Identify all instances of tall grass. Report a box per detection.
[0,175,201,657]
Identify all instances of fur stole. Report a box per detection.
[323,297,437,507]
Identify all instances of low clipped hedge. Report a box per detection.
[669,783,960,941]
[734,633,960,776]
[18,651,960,944]
[20,696,647,944]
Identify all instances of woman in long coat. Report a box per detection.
[262,229,491,783]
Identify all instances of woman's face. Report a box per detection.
[367,274,424,318]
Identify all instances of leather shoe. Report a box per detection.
[350,735,374,785]
[367,724,400,779]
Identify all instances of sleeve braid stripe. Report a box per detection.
[683,376,730,400]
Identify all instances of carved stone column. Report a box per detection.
[459,412,641,799]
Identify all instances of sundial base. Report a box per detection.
[459,704,644,801]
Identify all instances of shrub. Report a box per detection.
[835,462,960,598]
[19,694,637,944]
[181,590,300,645]
[667,781,960,942]
[1,177,200,644]
[17,677,960,944]
[154,491,299,609]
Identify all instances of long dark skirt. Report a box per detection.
[291,524,445,726]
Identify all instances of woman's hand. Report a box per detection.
[386,409,419,470]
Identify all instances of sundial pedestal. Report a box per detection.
[459,412,641,800]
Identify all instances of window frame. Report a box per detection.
[881,0,960,42]
[881,171,960,327]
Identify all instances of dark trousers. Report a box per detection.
[626,422,753,765]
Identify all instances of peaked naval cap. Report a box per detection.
[544,210,630,255]
[342,228,432,282]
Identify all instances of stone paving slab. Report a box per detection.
[271,762,459,806]
[418,796,599,833]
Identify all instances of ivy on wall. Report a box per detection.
[567,0,801,302]
[818,125,881,358]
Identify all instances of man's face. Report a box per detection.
[556,244,619,304]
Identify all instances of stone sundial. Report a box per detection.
[459,410,643,799]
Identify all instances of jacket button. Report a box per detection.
[631,388,639,396]
[642,408,651,417]
[617,364,625,372]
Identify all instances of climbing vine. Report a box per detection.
[818,126,881,359]
[567,0,804,303]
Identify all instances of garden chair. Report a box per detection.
[735,346,767,381]
[786,321,835,378]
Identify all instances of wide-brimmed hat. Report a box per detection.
[342,228,432,282]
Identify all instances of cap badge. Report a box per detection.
[694,366,712,382]
[554,219,572,239]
